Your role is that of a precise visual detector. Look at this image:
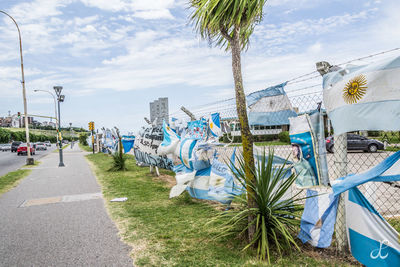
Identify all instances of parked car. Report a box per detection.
[17,143,36,156]
[35,142,47,151]
[326,134,384,153]
[0,144,11,152]
[44,141,52,147]
[11,141,22,152]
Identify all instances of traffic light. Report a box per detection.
[17,112,21,118]
[88,121,94,131]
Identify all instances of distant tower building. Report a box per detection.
[149,97,169,126]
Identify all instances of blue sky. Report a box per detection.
[0,0,399,133]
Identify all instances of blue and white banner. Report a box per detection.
[133,125,174,170]
[121,135,135,153]
[330,151,400,266]
[187,118,207,139]
[289,109,330,188]
[209,112,222,137]
[298,189,339,248]
[345,188,400,266]
[247,82,297,126]
[323,56,400,135]
[170,149,243,204]
[332,151,400,196]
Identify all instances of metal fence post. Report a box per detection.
[333,133,348,252]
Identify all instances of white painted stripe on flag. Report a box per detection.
[346,199,400,251]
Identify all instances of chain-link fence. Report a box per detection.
[169,81,400,253]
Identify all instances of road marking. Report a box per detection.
[19,192,102,207]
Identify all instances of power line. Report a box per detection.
[169,48,400,117]
[337,47,400,66]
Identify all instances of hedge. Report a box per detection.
[0,128,77,143]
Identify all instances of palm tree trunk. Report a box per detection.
[230,27,256,241]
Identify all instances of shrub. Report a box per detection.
[109,151,127,171]
[0,128,11,143]
[368,131,380,137]
[79,133,88,146]
[216,149,304,263]
[278,131,290,143]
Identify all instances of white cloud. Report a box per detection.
[79,0,176,19]
[133,9,174,20]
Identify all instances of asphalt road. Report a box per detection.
[0,145,57,177]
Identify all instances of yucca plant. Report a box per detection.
[216,148,304,263]
[109,138,127,171]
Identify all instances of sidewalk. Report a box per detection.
[0,144,133,266]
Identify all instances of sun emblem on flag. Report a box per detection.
[343,75,367,104]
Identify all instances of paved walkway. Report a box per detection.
[0,144,133,266]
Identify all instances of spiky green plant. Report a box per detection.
[216,149,304,263]
[109,136,127,171]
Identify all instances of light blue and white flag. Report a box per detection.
[247,82,297,126]
[323,56,400,135]
[170,117,178,132]
[209,112,222,137]
[332,151,400,196]
[298,189,339,248]
[331,151,400,266]
[344,188,400,267]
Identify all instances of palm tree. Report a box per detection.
[189,0,268,240]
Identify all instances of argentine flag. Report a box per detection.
[247,82,297,127]
[344,188,400,267]
[331,151,400,266]
[323,56,400,135]
[209,112,222,137]
[298,189,339,248]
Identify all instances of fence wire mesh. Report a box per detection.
[169,85,400,252]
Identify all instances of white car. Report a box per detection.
[0,144,11,152]
[35,142,47,151]
[44,141,52,147]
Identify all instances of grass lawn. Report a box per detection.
[388,217,400,233]
[86,153,356,266]
[0,169,31,196]
[385,146,400,152]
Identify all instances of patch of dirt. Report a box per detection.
[153,174,176,188]
[301,243,361,266]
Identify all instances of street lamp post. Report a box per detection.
[0,10,33,164]
[54,86,65,167]
[33,89,58,143]
[69,122,73,149]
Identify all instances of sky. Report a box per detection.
[0,0,399,133]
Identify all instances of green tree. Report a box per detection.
[79,133,88,146]
[189,0,267,240]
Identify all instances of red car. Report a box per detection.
[17,143,36,156]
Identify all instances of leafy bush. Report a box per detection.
[368,131,381,137]
[0,128,11,143]
[278,131,290,143]
[79,133,88,146]
[217,149,304,263]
